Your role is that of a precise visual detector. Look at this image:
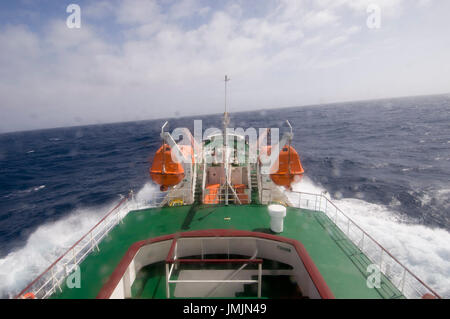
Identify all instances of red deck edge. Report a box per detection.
[96,229,335,299]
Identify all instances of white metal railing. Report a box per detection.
[202,186,250,204]
[16,185,198,299]
[247,163,252,202]
[202,162,207,202]
[270,190,442,299]
[15,192,134,299]
[257,162,262,203]
[190,162,197,202]
[141,187,194,207]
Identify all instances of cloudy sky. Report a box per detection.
[0,0,449,133]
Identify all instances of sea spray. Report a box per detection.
[288,177,450,298]
[0,182,160,298]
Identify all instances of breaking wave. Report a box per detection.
[289,177,450,298]
[0,183,159,299]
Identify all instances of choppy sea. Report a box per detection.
[1,94,449,298]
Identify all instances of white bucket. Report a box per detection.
[268,204,287,233]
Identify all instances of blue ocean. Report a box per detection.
[0,94,449,298]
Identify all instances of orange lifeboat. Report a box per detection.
[150,144,184,191]
[269,145,304,189]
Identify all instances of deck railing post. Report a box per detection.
[401,268,407,293]
[165,263,170,299]
[318,195,321,212]
[257,263,262,298]
[201,240,204,260]
[90,232,100,251]
[360,232,365,250]
[379,248,384,270]
[51,267,62,293]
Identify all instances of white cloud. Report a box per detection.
[84,1,116,19]
[0,0,448,132]
[417,0,432,7]
[0,25,39,59]
[116,0,163,25]
[303,10,340,28]
[328,35,347,46]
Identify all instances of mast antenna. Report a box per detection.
[224,75,230,114]
[223,75,230,138]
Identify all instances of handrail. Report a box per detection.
[15,192,132,299]
[285,190,442,299]
[167,258,263,264]
[143,187,194,207]
[323,193,441,298]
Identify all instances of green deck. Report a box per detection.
[52,204,404,299]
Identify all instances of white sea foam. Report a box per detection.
[3,185,47,200]
[20,185,46,194]
[0,183,159,299]
[289,177,450,298]
[33,185,46,192]
[434,189,450,211]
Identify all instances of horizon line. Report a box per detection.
[2,91,449,135]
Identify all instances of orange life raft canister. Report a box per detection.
[21,292,36,299]
[204,184,220,204]
[150,144,185,191]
